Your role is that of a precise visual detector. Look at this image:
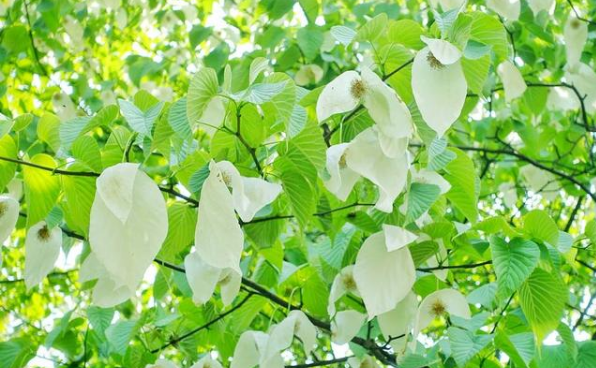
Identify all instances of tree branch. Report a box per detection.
[285,356,351,368]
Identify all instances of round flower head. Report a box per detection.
[412,38,467,137]
[413,288,471,339]
[25,222,62,290]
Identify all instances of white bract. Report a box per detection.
[190,356,223,368]
[184,251,241,306]
[412,38,467,137]
[195,160,281,275]
[145,359,178,368]
[527,0,555,15]
[332,310,366,345]
[565,63,596,114]
[316,67,414,149]
[348,355,381,368]
[295,64,324,86]
[411,168,451,194]
[413,289,471,339]
[231,331,283,368]
[353,228,416,319]
[497,61,527,102]
[328,265,360,316]
[266,310,317,358]
[383,224,418,252]
[323,143,360,201]
[429,0,465,11]
[564,17,588,68]
[487,0,520,20]
[0,195,19,245]
[88,163,168,307]
[519,165,559,201]
[24,222,62,290]
[378,292,418,353]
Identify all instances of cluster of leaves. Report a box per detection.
[1,0,596,367]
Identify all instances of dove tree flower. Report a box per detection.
[86,163,168,307]
[413,288,471,339]
[487,0,520,20]
[412,37,467,137]
[265,310,317,358]
[231,331,282,368]
[184,251,241,306]
[328,265,360,316]
[497,61,527,102]
[565,62,596,114]
[145,359,178,368]
[316,66,414,150]
[527,0,555,15]
[348,355,381,368]
[324,128,410,212]
[564,17,588,68]
[295,64,324,86]
[190,356,223,368]
[24,222,62,290]
[192,160,281,292]
[378,292,418,353]
[353,226,416,318]
[331,310,366,345]
[0,195,19,264]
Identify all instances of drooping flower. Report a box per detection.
[190,356,223,368]
[378,292,418,353]
[24,222,62,290]
[519,164,559,201]
[323,143,360,201]
[343,128,410,212]
[0,195,19,246]
[527,0,555,15]
[412,37,467,137]
[195,160,281,274]
[413,289,471,339]
[231,331,283,368]
[145,359,178,368]
[328,265,360,316]
[353,228,416,319]
[295,64,324,86]
[265,310,317,358]
[184,251,241,306]
[410,168,451,194]
[565,63,596,114]
[79,252,134,307]
[331,310,366,345]
[348,355,381,368]
[87,163,168,307]
[316,67,414,148]
[497,61,527,102]
[382,224,418,252]
[564,17,588,68]
[487,0,520,20]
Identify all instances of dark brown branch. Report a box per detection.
[150,293,254,353]
[417,260,492,272]
[242,202,375,226]
[565,195,584,232]
[285,356,351,368]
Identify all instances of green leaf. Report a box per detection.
[519,268,568,344]
[469,12,509,61]
[464,40,492,60]
[433,8,460,38]
[87,307,114,337]
[297,27,323,60]
[298,0,318,23]
[405,183,441,224]
[387,19,425,49]
[23,154,61,228]
[1,25,30,54]
[168,97,192,140]
[61,168,96,237]
[575,341,596,368]
[118,99,164,137]
[72,135,103,172]
[275,157,316,227]
[444,149,479,222]
[234,81,288,104]
[0,338,36,368]
[160,203,197,260]
[330,26,357,47]
[495,332,535,368]
[59,116,93,152]
[105,320,138,356]
[447,327,493,367]
[0,135,17,191]
[462,54,491,95]
[357,13,388,43]
[523,210,559,246]
[187,68,219,124]
[490,237,540,297]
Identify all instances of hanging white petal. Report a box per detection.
[487,0,520,20]
[331,310,366,345]
[232,331,284,368]
[413,288,471,339]
[564,17,588,68]
[219,268,242,306]
[199,97,226,136]
[24,222,62,290]
[519,165,559,201]
[80,252,133,307]
[378,291,418,351]
[195,161,244,272]
[348,355,381,368]
[527,0,555,15]
[324,143,360,201]
[316,71,361,122]
[145,359,178,368]
[546,86,580,111]
[498,183,517,208]
[295,64,324,86]
[412,45,467,137]
[497,61,527,102]
[360,67,414,141]
[52,92,78,122]
[411,168,451,194]
[328,265,359,316]
[565,62,596,114]
[420,37,462,65]
[7,179,23,201]
[383,224,418,252]
[266,310,317,358]
[89,163,168,300]
[353,230,416,319]
[185,251,223,305]
[345,128,409,212]
[190,356,223,368]
[0,195,19,245]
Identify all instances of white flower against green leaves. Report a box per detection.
[331,310,366,345]
[295,64,324,86]
[565,62,596,114]
[487,0,520,20]
[190,356,223,368]
[0,195,19,245]
[378,292,418,353]
[24,222,61,290]
[266,310,317,358]
[328,265,360,316]
[413,288,471,339]
[564,17,588,68]
[497,61,527,102]
[145,359,178,368]
[353,228,416,319]
[184,251,241,306]
[412,38,467,137]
